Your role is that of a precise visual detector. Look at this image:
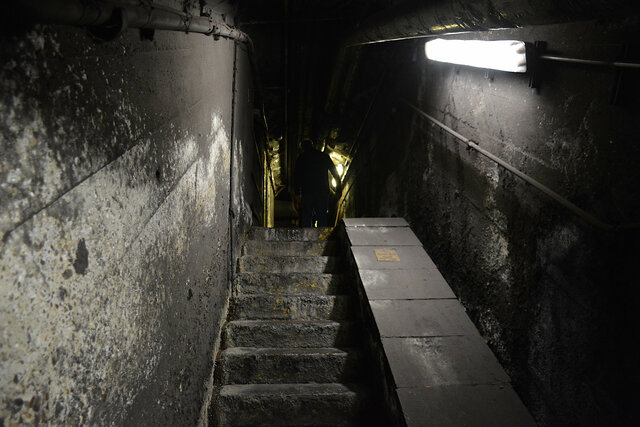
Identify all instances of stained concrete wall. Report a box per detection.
[230,42,267,263]
[343,20,640,426]
[1,24,257,425]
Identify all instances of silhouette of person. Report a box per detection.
[294,139,342,227]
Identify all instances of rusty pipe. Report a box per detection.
[18,0,250,42]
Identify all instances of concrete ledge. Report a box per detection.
[351,245,438,270]
[359,269,455,300]
[382,336,510,387]
[369,299,478,337]
[346,226,422,246]
[342,217,535,427]
[398,385,536,427]
[343,218,409,227]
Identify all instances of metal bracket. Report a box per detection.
[85,7,125,43]
[527,41,546,90]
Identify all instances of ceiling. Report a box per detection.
[231,0,639,199]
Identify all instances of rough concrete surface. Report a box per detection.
[217,346,361,384]
[235,272,346,295]
[238,255,340,273]
[242,239,337,256]
[216,383,365,426]
[0,24,256,425]
[230,294,352,321]
[212,228,384,426]
[224,319,355,348]
[343,20,640,426]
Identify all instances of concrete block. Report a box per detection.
[350,246,438,271]
[346,226,422,246]
[342,218,409,227]
[359,269,455,300]
[369,299,478,337]
[397,385,536,427]
[381,336,510,387]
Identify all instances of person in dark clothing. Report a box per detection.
[294,139,342,227]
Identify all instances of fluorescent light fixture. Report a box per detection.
[425,39,527,73]
[336,164,344,177]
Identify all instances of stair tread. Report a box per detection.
[227,319,349,326]
[248,227,334,242]
[235,294,351,298]
[222,347,357,355]
[235,272,347,296]
[237,271,343,275]
[216,383,368,426]
[237,272,344,277]
[245,240,335,245]
[219,382,367,397]
[230,294,352,320]
[233,294,349,299]
[241,256,338,261]
[238,255,342,274]
[224,320,356,348]
[240,255,339,260]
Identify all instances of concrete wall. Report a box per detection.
[230,42,267,262]
[343,20,640,426]
[1,24,256,425]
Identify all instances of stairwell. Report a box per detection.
[212,227,374,426]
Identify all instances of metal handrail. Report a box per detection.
[404,101,640,232]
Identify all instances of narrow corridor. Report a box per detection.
[1,1,639,426]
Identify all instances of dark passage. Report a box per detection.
[1,1,639,426]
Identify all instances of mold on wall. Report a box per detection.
[344,20,640,426]
[1,24,256,425]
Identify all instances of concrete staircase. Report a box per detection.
[212,227,372,426]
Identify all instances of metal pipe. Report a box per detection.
[19,0,250,42]
[540,55,640,69]
[228,41,238,295]
[404,102,640,232]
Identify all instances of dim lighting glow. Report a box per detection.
[336,164,344,176]
[331,178,337,188]
[425,39,527,73]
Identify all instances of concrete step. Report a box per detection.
[242,240,338,256]
[217,347,361,384]
[238,255,341,274]
[249,227,334,242]
[224,320,356,348]
[214,383,367,426]
[230,294,352,321]
[235,272,346,295]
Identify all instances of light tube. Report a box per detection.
[425,39,527,73]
